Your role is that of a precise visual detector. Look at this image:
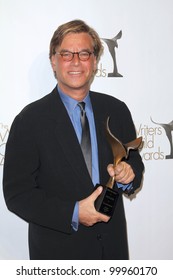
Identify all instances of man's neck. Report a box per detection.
[58,84,90,101]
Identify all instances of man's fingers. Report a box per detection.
[107,164,115,176]
[90,186,103,201]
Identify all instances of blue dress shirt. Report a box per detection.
[58,86,100,185]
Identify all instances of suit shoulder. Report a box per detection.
[18,89,57,119]
[90,90,127,108]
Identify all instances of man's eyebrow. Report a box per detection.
[58,48,93,52]
[58,49,70,52]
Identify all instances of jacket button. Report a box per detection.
[97,234,102,240]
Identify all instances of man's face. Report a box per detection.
[51,32,97,99]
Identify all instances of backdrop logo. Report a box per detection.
[96,31,123,78]
[151,118,173,159]
[0,123,9,166]
[137,117,173,161]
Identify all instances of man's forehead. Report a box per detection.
[60,32,94,47]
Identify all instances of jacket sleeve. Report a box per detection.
[111,101,144,195]
[122,102,144,195]
[3,113,75,234]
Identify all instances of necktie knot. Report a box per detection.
[78,102,85,116]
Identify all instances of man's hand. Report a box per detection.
[107,162,135,185]
[79,187,110,226]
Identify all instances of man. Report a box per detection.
[3,19,144,259]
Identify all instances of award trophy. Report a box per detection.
[95,117,142,217]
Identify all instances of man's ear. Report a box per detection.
[93,56,98,73]
[50,55,56,70]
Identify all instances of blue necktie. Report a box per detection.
[78,102,92,177]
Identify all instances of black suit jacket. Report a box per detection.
[3,87,144,259]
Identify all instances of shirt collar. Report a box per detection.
[57,85,92,114]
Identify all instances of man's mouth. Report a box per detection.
[68,71,82,75]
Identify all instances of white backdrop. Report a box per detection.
[0,0,173,260]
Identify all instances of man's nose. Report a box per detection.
[72,53,80,64]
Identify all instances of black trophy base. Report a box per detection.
[94,184,119,217]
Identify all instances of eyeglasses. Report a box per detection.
[55,50,95,61]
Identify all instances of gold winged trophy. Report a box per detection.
[95,117,142,217]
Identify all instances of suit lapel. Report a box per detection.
[49,88,93,187]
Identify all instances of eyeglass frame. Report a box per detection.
[54,50,95,61]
